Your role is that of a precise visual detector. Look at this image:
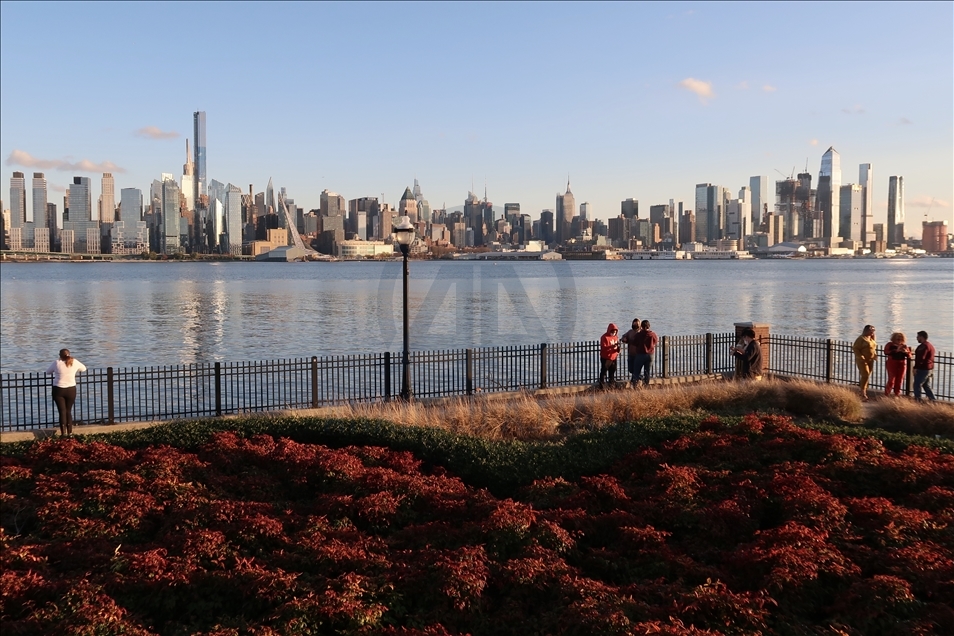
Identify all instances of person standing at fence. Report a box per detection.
[852,325,877,401]
[913,331,937,402]
[883,332,912,397]
[620,318,642,386]
[598,323,621,390]
[631,320,658,386]
[46,349,87,436]
[731,327,763,380]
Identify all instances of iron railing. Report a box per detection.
[2,333,949,431]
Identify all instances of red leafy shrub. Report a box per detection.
[2,413,953,634]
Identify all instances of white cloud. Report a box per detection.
[898,117,913,125]
[762,84,777,92]
[810,139,819,146]
[135,126,180,140]
[4,149,126,173]
[678,77,714,103]
[736,81,749,90]
[907,195,949,208]
[49,183,66,192]
[841,105,865,114]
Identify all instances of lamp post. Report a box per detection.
[393,216,415,401]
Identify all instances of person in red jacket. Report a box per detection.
[598,323,621,389]
[883,331,912,397]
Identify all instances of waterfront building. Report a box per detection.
[224,183,243,255]
[815,147,841,242]
[64,176,98,253]
[839,184,863,242]
[399,187,418,225]
[679,210,695,245]
[9,172,26,248]
[539,209,554,245]
[32,172,47,242]
[100,173,115,223]
[181,140,195,213]
[580,201,592,222]
[555,180,575,244]
[621,198,638,219]
[161,176,181,254]
[766,213,784,246]
[922,220,948,253]
[337,239,391,259]
[749,176,769,230]
[193,111,207,203]
[887,176,904,247]
[320,190,346,218]
[859,163,874,245]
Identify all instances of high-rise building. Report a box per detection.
[120,188,142,223]
[181,139,195,213]
[838,184,863,242]
[398,186,418,225]
[815,147,842,242]
[9,172,25,230]
[620,198,638,219]
[887,176,904,247]
[64,176,97,253]
[859,163,874,245]
[32,172,48,244]
[320,190,346,217]
[539,209,555,245]
[100,173,115,222]
[679,210,695,245]
[224,183,243,254]
[694,184,709,242]
[580,201,591,221]
[193,111,207,203]
[555,180,575,244]
[921,221,948,253]
[749,176,769,230]
[161,176,181,254]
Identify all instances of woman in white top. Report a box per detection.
[46,349,87,436]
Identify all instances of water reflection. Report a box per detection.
[1,260,951,373]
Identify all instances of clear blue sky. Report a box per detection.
[2,1,951,229]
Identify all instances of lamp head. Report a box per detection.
[393,216,414,247]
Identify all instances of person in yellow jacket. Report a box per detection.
[852,325,878,401]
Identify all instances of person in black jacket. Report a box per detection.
[731,328,763,380]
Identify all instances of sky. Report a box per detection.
[1,1,952,229]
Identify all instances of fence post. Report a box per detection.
[214,362,222,417]
[705,333,714,375]
[311,357,319,408]
[384,352,391,402]
[107,367,115,424]
[661,336,669,379]
[825,339,834,383]
[539,343,548,390]
[905,358,914,396]
[466,348,474,396]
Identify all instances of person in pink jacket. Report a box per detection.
[883,332,911,397]
[46,348,87,436]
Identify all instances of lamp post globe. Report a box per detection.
[393,216,414,401]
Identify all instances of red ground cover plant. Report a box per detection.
[2,414,953,635]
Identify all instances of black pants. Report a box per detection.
[52,386,77,436]
[599,358,617,388]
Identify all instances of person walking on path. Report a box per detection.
[619,318,642,387]
[46,348,87,436]
[598,323,621,390]
[852,325,877,401]
[631,320,658,387]
[731,327,763,380]
[913,330,937,402]
[883,332,912,397]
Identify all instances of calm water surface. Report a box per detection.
[1,259,951,374]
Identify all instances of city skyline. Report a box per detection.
[1,2,951,228]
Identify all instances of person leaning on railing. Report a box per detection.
[46,348,87,436]
[852,325,877,401]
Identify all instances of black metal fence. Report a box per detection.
[1,333,949,432]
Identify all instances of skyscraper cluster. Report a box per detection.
[2,127,943,256]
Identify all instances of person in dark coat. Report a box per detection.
[731,328,763,380]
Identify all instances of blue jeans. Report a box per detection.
[633,353,653,385]
[913,369,936,401]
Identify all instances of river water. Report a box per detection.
[1,258,951,374]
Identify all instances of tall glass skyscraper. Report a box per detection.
[9,172,25,229]
[193,111,207,203]
[816,147,841,241]
[749,175,769,230]
[887,176,904,248]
